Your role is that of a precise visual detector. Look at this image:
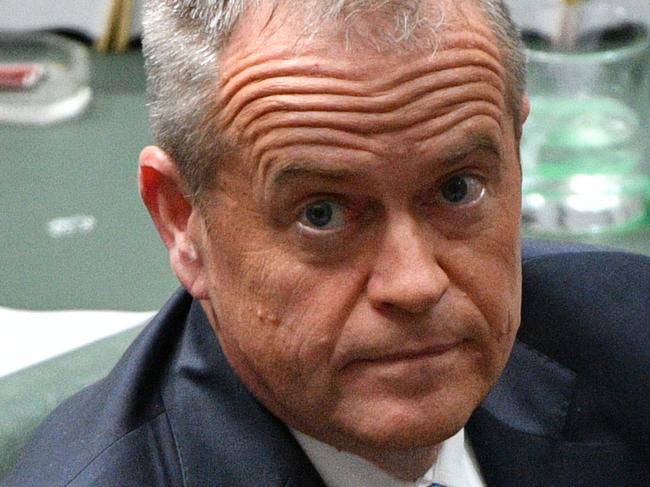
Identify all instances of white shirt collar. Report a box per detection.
[291,428,486,487]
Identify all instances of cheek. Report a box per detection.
[207,235,367,388]
[442,235,521,354]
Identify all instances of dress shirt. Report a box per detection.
[292,428,486,487]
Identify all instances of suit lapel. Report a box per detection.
[162,301,326,487]
[467,341,648,486]
[468,407,647,487]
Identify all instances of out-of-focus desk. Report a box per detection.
[0,49,177,311]
[0,50,172,476]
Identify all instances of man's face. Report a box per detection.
[193,2,523,457]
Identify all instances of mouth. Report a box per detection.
[345,340,464,369]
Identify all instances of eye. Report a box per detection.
[298,200,347,230]
[439,175,485,205]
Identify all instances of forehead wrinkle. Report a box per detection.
[218,29,505,132]
[240,82,504,146]
[249,103,503,170]
[224,60,503,137]
[398,103,504,144]
[251,128,384,173]
[220,59,503,134]
[219,21,502,98]
[219,57,368,118]
[221,74,369,134]
[220,41,503,116]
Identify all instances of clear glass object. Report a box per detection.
[0,31,92,124]
[518,2,650,234]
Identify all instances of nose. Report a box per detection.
[366,215,449,315]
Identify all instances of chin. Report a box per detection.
[330,396,477,453]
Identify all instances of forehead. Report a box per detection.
[214,0,508,177]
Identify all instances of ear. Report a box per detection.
[138,146,209,300]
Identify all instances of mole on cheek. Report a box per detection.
[257,306,281,327]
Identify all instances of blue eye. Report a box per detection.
[299,201,346,230]
[440,175,484,205]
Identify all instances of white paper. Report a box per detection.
[0,307,155,378]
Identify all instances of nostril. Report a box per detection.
[374,299,433,318]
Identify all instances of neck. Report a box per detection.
[360,445,441,481]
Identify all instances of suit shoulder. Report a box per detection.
[521,238,627,261]
[2,290,192,487]
[520,242,650,356]
[2,385,181,486]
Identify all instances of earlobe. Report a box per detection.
[138,146,209,300]
[170,221,210,300]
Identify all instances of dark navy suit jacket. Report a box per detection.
[3,241,650,486]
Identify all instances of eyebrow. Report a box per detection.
[267,133,501,191]
[268,161,359,190]
[444,133,502,165]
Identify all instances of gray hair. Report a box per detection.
[142,0,526,198]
